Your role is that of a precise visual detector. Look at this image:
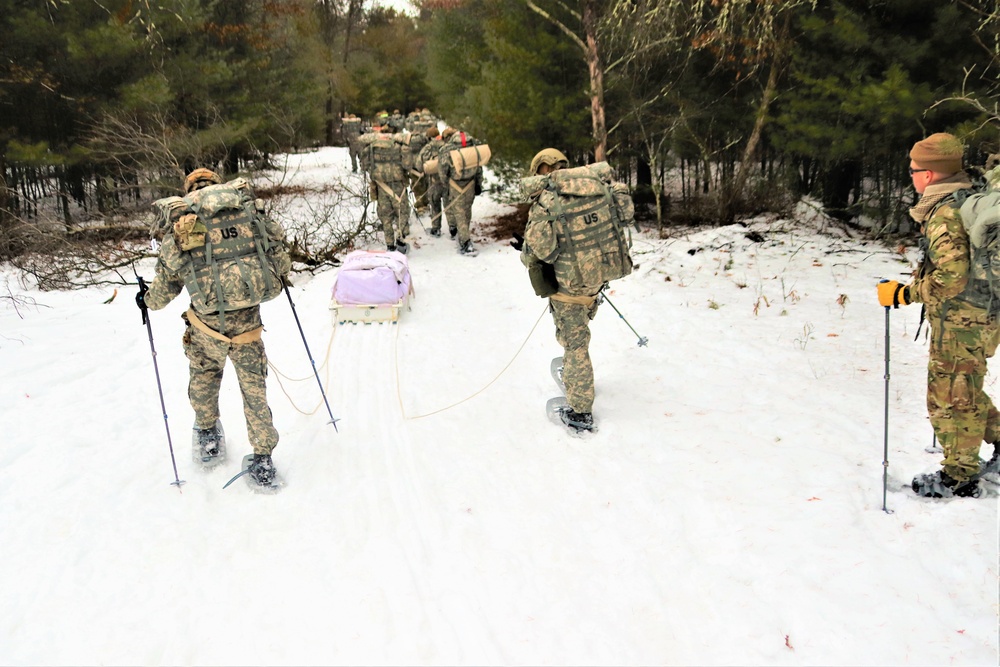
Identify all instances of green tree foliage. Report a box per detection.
[421,0,591,173]
[346,8,433,117]
[771,0,990,222]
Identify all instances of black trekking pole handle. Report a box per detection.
[137,276,185,490]
[284,284,340,430]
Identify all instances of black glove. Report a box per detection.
[136,277,149,325]
[510,233,524,251]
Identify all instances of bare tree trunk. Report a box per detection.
[526,0,608,162]
[721,12,790,223]
[582,0,607,162]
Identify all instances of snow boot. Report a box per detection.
[395,240,409,255]
[911,470,982,499]
[196,428,221,458]
[560,409,594,433]
[247,454,277,487]
[458,239,478,256]
[192,421,226,467]
[449,227,458,239]
[429,228,441,237]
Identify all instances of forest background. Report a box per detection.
[1,0,998,285]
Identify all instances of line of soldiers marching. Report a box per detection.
[342,108,487,256]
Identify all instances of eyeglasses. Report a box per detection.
[908,167,929,176]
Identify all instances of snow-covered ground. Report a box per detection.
[1,147,996,666]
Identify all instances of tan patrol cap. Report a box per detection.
[909,133,964,174]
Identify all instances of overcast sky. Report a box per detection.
[374,0,417,14]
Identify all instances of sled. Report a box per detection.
[329,250,413,325]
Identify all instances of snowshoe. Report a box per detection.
[980,447,999,476]
[911,470,982,499]
[550,356,565,393]
[546,396,596,434]
[979,447,999,486]
[222,454,284,493]
[192,420,226,469]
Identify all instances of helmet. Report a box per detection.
[426,125,441,138]
[441,127,457,140]
[183,168,221,194]
[529,148,568,175]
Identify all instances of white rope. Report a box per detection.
[395,303,549,420]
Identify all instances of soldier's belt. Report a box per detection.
[550,292,599,306]
[186,308,263,345]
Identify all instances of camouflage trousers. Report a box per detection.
[550,297,600,413]
[375,179,410,246]
[347,140,360,172]
[426,180,445,231]
[444,178,476,244]
[926,315,1000,481]
[182,307,278,456]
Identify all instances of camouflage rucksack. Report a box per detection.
[522,162,635,293]
[342,116,361,140]
[400,132,429,174]
[950,165,1000,313]
[359,133,405,182]
[152,179,285,327]
[442,132,489,181]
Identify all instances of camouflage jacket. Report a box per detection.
[908,174,990,323]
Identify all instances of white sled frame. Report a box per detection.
[329,296,409,325]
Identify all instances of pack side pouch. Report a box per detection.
[528,261,558,297]
[423,158,439,175]
[151,196,188,240]
[173,213,206,251]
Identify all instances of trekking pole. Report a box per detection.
[882,303,893,514]
[136,276,185,490]
[599,287,649,347]
[284,284,340,430]
[406,184,426,234]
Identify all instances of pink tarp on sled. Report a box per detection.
[330,250,412,323]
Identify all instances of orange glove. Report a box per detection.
[877,280,910,308]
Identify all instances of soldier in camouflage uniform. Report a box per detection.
[439,127,484,255]
[358,128,411,252]
[877,133,1000,498]
[343,114,363,173]
[138,168,291,486]
[520,149,598,431]
[418,125,452,237]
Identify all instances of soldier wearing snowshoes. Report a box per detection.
[520,149,635,433]
[877,133,1000,498]
[139,168,291,488]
